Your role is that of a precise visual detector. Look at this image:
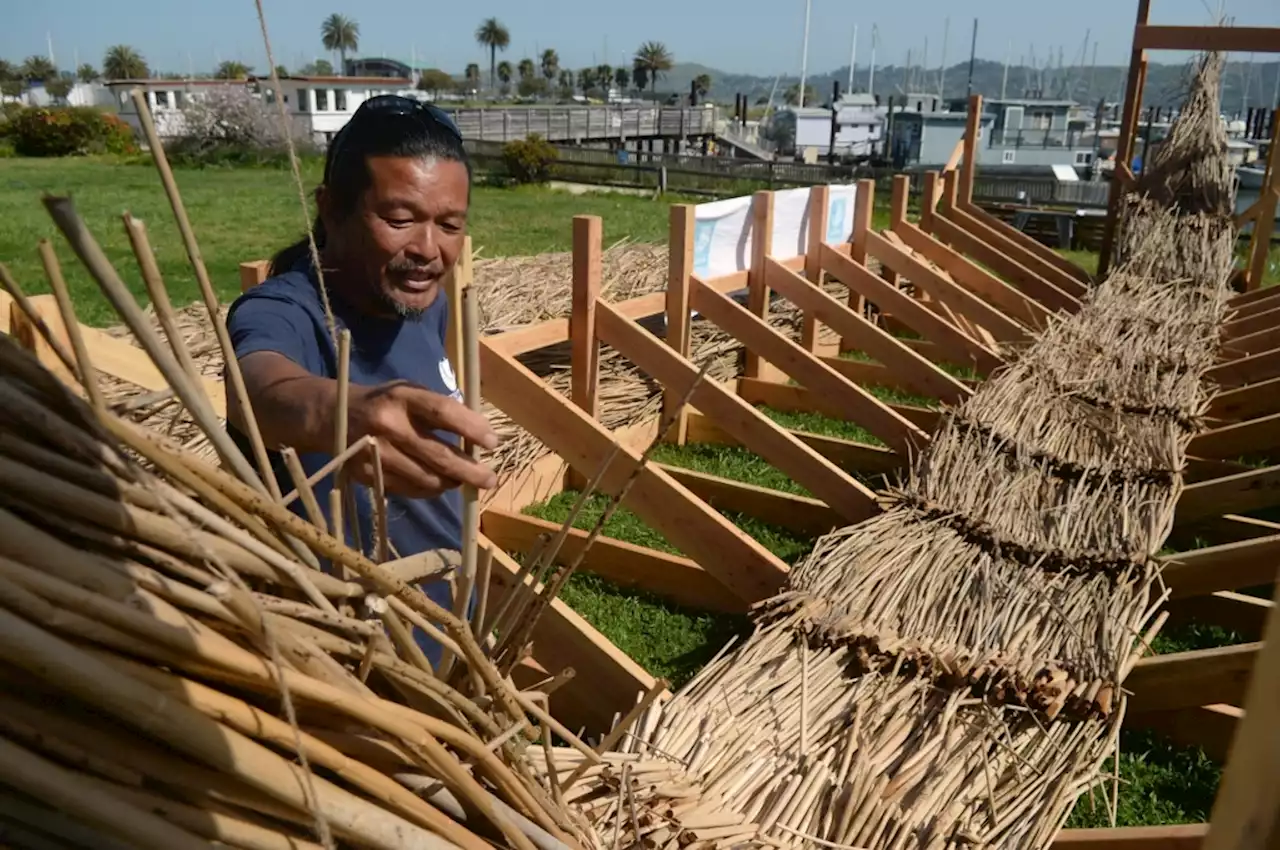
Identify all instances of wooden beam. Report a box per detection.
[1127,643,1258,713]
[595,301,882,523]
[865,230,1034,345]
[929,212,1080,316]
[843,179,875,348]
[1052,824,1206,850]
[479,338,790,603]
[960,94,982,206]
[1166,592,1274,641]
[655,462,843,539]
[1229,285,1280,312]
[664,205,696,445]
[1225,304,1280,339]
[684,412,902,478]
[1161,533,1280,599]
[959,203,1092,293]
[1191,414,1280,460]
[1177,465,1280,523]
[1222,320,1280,359]
[1133,705,1241,764]
[568,217,602,491]
[1209,376,1280,422]
[239,259,271,292]
[737,377,941,432]
[892,218,1052,331]
[821,353,980,398]
[689,277,930,457]
[482,534,659,735]
[481,508,739,613]
[762,257,972,405]
[820,242,1003,376]
[1245,109,1280,292]
[801,185,831,352]
[1135,24,1280,54]
[1098,0,1151,276]
[8,293,76,387]
[1203,581,1280,850]
[745,191,775,378]
[1207,345,1280,388]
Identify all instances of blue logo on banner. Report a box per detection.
[693,219,716,275]
[827,198,848,242]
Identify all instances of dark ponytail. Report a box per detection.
[269,216,327,278]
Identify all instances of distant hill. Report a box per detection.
[652,58,1280,114]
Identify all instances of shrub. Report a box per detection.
[9,107,137,156]
[501,134,558,184]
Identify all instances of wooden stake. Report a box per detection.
[960,94,983,207]
[663,205,695,444]
[801,185,830,353]
[745,191,775,378]
[568,216,602,490]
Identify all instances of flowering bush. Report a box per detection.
[169,85,316,166]
[9,107,137,157]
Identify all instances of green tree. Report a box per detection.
[596,64,613,94]
[784,82,816,106]
[632,65,648,93]
[0,60,15,82]
[274,64,289,78]
[693,73,712,99]
[475,17,510,94]
[300,59,335,76]
[464,63,481,92]
[20,56,57,82]
[615,67,630,91]
[633,41,673,94]
[44,74,74,102]
[0,79,22,99]
[103,45,149,80]
[557,69,574,99]
[320,13,360,73]
[418,68,455,97]
[517,58,535,81]
[540,49,559,82]
[214,60,252,80]
[496,60,513,96]
[578,67,598,96]
[76,63,99,83]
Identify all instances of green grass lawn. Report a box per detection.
[0,156,687,326]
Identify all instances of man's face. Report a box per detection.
[321,155,469,319]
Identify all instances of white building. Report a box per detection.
[105,78,246,138]
[252,74,417,145]
[19,81,114,109]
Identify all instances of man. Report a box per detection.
[226,95,497,663]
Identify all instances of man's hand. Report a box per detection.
[231,351,499,499]
[346,381,498,498]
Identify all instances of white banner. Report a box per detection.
[691,184,858,280]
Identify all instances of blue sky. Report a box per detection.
[4,0,1278,78]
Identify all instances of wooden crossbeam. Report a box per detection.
[687,277,930,458]
[1176,465,1280,523]
[1190,413,1280,459]
[819,243,1003,375]
[1224,303,1280,337]
[1126,643,1258,713]
[737,377,941,432]
[1229,285,1280,312]
[483,534,659,735]
[1209,376,1280,422]
[1132,705,1241,764]
[479,338,790,603]
[481,508,739,613]
[1166,592,1274,641]
[948,201,1089,302]
[822,354,980,398]
[1134,24,1280,53]
[1207,346,1280,387]
[959,202,1094,291]
[594,301,882,524]
[1161,533,1280,599]
[762,257,972,406]
[685,413,903,479]
[865,230,1035,345]
[656,462,843,538]
[1052,824,1206,849]
[1220,321,1280,359]
[891,218,1052,331]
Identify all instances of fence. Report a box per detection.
[443,105,718,143]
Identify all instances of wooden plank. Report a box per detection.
[9,293,76,387]
[483,535,660,735]
[1161,533,1280,599]
[1220,321,1280,359]
[1207,346,1280,388]
[654,462,843,539]
[763,257,972,406]
[959,202,1092,292]
[801,185,831,352]
[1191,413,1280,459]
[737,377,941,432]
[820,242,1003,376]
[892,219,1052,331]
[1230,285,1280,310]
[1177,465,1280,523]
[821,354,979,398]
[1098,2,1150,277]
[1135,24,1280,53]
[1166,592,1274,641]
[1202,581,1280,850]
[959,94,981,206]
[865,230,1034,345]
[595,302,881,523]
[479,338,790,603]
[744,191,774,378]
[689,277,929,458]
[570,216,602,420]
[842,179,875,348]
[481,508,739,613]
[1133,705,1241,764]
[239,259,271,292]
[1209,376,1280,422]
[1224,303,1280,337]
[1127,643,1258,713]
[1245,110,1280,292]
[1052,824,1206,850]
[78,324,227,417]
[684,412,902,478]
[664,205,695,444]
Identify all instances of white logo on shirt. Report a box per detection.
[439,357,464,401]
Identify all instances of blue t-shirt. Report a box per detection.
[226,258,465,663]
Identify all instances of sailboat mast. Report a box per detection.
[848,24,858,92]
[939,18,950,98]
[798,0,812,107]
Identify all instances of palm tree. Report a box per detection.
[615,67,630,92]
[44,74,74,102]
[215,60,252,80]
[0,60,14,82]
[578,67,598,96]
[76,63,99,83]
[596,64,613,95]
[320,14,360,74]
[464,63,481,93]
[103,45,149,81]
[475,17,510,94]
[517,58,535,82]
[540,49,559,83]
[496,60,513,96]
[20,56,57,82]
[632,66,648,92]
[632,41,673,94]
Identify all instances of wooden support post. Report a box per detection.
[745,191,774,378]
[664,205,695,444]
[842,179,875,351]
[1098,0,1152,277]
[920,171,940,231]
[568,216,602,490]
[800,185,830,353]
[960,94,983,206]
[1244,108,1279,292]
[238,260,270,292]
[1127,643,1258,713]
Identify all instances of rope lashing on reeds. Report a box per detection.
[546,52,1241,850]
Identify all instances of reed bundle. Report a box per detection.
[556,53,1240,850]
